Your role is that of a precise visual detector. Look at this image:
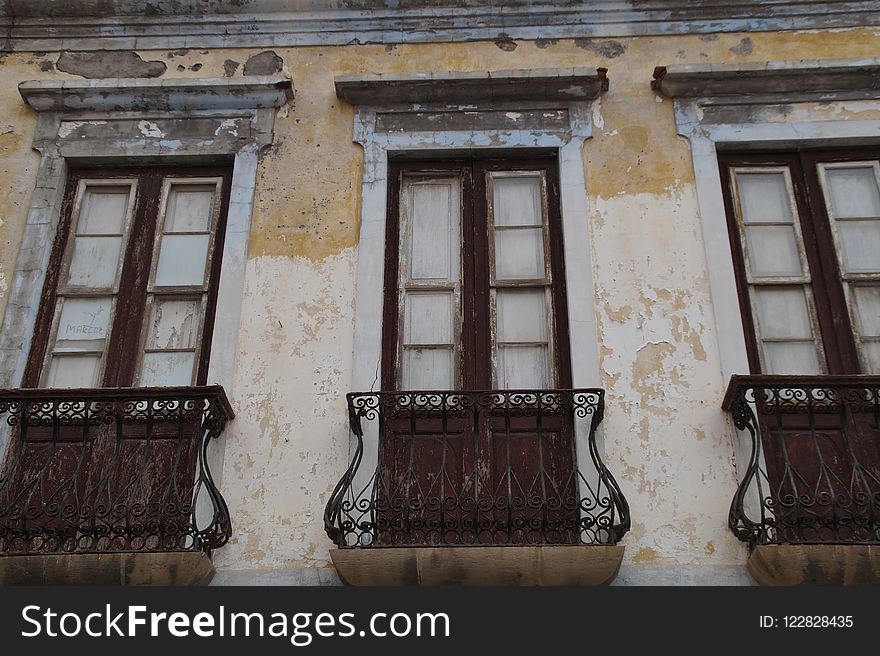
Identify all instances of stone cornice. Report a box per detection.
[652,58,880,102]
[335,68,608,106]
[1,1,878,51]
[18,76,294,113]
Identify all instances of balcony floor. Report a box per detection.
[748,544,880,585]
[330,545,624,586]
[0,551,215,585]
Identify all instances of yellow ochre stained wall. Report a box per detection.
[0,27,879,574]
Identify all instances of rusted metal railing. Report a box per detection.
[724,375,880,547]
[325,389,629,548]
[0,386,233,555]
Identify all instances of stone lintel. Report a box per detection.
[19,76,295,113]
[335,68,608,106]
[652,58,880,101]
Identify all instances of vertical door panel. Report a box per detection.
[397,176,462,390]
[729,166,824,375]
[818,160,880,373]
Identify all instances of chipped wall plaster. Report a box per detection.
[54,50,167,78]
[590,188,742,565]
[214,251,355,571]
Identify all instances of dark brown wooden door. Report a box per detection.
[377,156,576,545]
[721,149,880,541]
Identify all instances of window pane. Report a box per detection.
[402,348,452,389]
[155,234,210,286]
[140,351,195,387]
[497,345,549,389]
[404,292,452,345]
[165,184,215,233]
[754,287,814,339]
[46,354,101,388]
[78,186,130,234]
[495,228,544,280]
[836,220,880,273]
[852,286,880,337]
[54,297,112,351]
[862,341,880,374]
[146,298,199,349]
[493,176,542,226]
[66,236,123,288]
[736,172,793,223]
[496,289,548,342]
[825,167,880,218]
[762,341,821,375]
[745,225,802,277]
[409,182,459,282]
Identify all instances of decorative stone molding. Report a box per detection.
[1,1,878,51]
[18,77,294,113]
[335,68,608,106]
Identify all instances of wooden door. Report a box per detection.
[377,157,576,545]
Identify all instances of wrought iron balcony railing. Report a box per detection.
[324,389,630,548]
[724,375,880,547]
[0,386,233,555]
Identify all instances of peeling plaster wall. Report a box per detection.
[0,26,879,583]
[0,56,42,329]
[214,252,355,572]
[584,36,739,570]
[55,50,167,78]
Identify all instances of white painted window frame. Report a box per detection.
[674,107,880,382]
[347,88,604,502]
[665,60,880,511]
[0,76,293,482]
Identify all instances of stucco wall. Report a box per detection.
[1,25,879,583]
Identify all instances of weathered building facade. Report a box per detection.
[0,1,879,586]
